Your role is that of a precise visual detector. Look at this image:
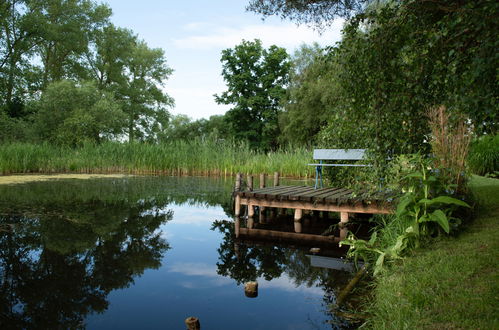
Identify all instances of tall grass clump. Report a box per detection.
[468,134,498,177]
[427,106,471,193]
[0,139,315,178]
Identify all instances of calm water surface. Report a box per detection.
[0,176,357,329]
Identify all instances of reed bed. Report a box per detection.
[0,140,314,178]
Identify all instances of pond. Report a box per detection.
[0,176,360,329]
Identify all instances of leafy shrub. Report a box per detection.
[341,154,470,275]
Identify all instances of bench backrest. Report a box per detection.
[313,149,366,161]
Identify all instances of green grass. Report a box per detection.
[0,141,314,178]
[365,175,499,329]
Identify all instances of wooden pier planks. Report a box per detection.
[235,185,393,215]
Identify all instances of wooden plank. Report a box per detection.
[324,188,355,204]
[250,186,291,198]
[286,187,319,201]
[274,186,313,201]
[299,187,343,202]
[313,149,366,160]
[262,186,307,200]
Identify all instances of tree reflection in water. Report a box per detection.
[212,218,355,329]
[0,179,173,329]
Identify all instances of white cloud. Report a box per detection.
[173,20,344,51]
[167,262,323,296]
[168,86,230,119]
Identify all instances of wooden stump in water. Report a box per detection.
[259,173,266,189]
[185,316,200,330]
[244,281,258,298]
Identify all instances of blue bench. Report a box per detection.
[308,149,370,189]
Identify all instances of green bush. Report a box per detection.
[468,135,499,176]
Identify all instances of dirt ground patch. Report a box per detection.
[0,174,129,185]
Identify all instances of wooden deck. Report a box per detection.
[234,185,393,238]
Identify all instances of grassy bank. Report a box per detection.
[0,141,314,178]
[366,175,499,329]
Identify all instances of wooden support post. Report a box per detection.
[294,209,303,233]
[235,217,240,237]
[247,175,253,191]
[234,242,240,259]
[259,173,266,215]
[235,195,241,217]
[294,221,302,233]
[247,217,254,229]
[259,208,266,224]
[340,212,349,239]
[248,203,255,218]
[235,173,242,191]
[294,208,303,221]
[185,317,200,330]
[273,172,280,186]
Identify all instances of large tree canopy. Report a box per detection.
[215,39,290,150]
[277,0,498,160]
[247,0,368,26]
[0,0,174,144]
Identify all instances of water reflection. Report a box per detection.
[0,176,359,329]
[0,178,173,328]
[212,216,356,328]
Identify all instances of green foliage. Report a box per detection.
[278,0,496,171]
[0,1,173,145]
[86,24,174,142]
[215,39,291,150]
[342,154,470,275]
[366,176,499,329]
[0,140,314,177]
[468,135,499,177]
[279,43,337,146]
[33,80,126,145]
[159,114,229,142]
[246,0,367,25]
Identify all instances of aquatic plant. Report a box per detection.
[0,140,314,178]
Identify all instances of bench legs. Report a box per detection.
[315,163,323,189]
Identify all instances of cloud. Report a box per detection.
[168,86,230,120]
[167,262,323,296]
[173,20,344,51]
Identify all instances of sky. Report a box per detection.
[104,0,344,120]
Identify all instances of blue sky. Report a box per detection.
[104,0,344,120]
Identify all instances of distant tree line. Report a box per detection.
[1,0,497,155]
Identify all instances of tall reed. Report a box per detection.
[0,140,314,178]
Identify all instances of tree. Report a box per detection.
[246,0,368,26]
[215,39,290,150]
[279,43,337,145]
[34,80,126,145]
[0,0,45,113]
[86,25,174,142]
[31,0,112,86]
